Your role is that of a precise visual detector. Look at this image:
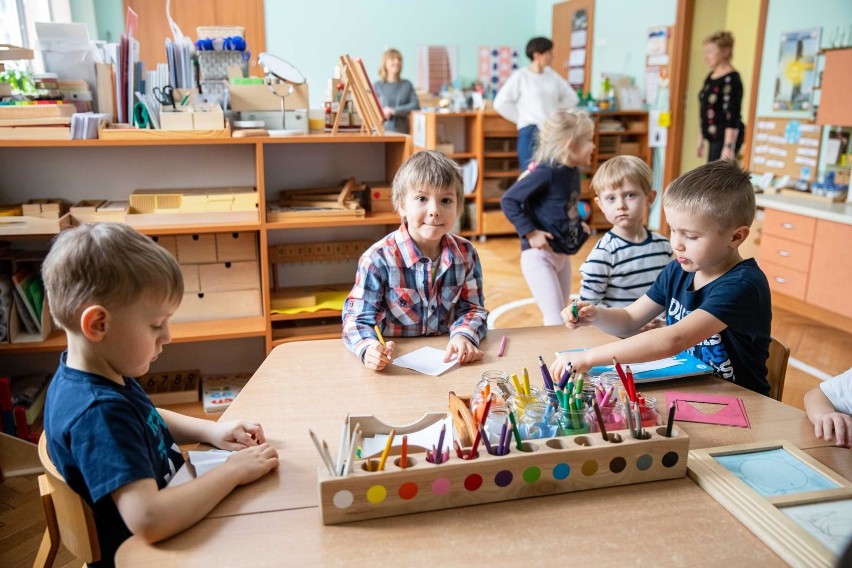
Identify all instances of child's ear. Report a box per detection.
[593,195,602,210]
[646,190,658,206]
[730,225,750,248]
[80,305,110,342]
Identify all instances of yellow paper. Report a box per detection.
[658,112,671,128]
[270,289,349,315]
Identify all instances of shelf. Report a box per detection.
[134,221,261,236]
[271,329,339,347]
[483,171,521,179]
[482,197,503,204]
[448,152,476,160]
[265,211,401,230]
[598,130,648,136]
[0,316,267,353]
[484,151,517,158]
[271,309,341,322]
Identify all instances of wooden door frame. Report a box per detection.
[662,0,768,234]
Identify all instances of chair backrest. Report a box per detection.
[37,433,100,564]
[766,336,790,402]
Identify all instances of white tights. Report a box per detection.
[520,248,573,326]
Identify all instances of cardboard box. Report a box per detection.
[366,182,394,213]
[228,83,309,112]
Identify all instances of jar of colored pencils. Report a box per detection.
[556,401,590,435]
[621,396,663,428]
[471,370,515,421]
[588,401,626,432]
[518,401,558,440]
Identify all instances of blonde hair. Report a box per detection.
[391,150,464,217]
[664,160,755,229]
[533,109,595,166]
[42,223,183,332]
[591,155,654,197]
[705,30,734,56]
[378,49,403,81]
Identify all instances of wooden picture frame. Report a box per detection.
[688,440,852,567]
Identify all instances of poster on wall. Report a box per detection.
[416,45,459,95]
[773,28,821,112]
[478,46,519,94]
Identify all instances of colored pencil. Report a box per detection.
[557,367,572,390]
[498,420,509,455]
[571,298,579,319]
[435,424,446,464]
[400,435,408,468]
[377,428,396,471]
[335,413,349,475]
[625,365,637,402]
[480,425,493,454]
[592,400,608,442]
[523,367,531,395]
[498,335,508,357]
[309,429,336,476]
[666,403,676,437]
[468,426,483,459]
[344,423,362,475]
[373,324,385,346]
[508,410,523,450]
[511,373,523,394]
[538,355,554,390]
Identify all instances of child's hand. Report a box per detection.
[445,336,483,365]
[224,443,279,485]
[814,412,852,448]
[526,230,553,251]
[550,349,593,381]
[363,340,395,371]
[561,301,597,328]
[210,420,266,450]
[637,317,666,333]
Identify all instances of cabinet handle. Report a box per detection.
[776,250,792,257]
[781,223,796,230]
[774,276,788,284]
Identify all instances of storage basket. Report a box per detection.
[196,26,245,40]
[198,51,245,81]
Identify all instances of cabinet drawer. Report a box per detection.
[758,234,812,272]
[762,209,816,244]
[482,114,515,135]
[761,260,808,300]
[180,264,200,293]
[806,220,852,319]
[198,261,260,292]
[216,232,258,261]
[176,234,218,263]
[482,210,516,234]
[172,289,262,323]
[152,235,178,258]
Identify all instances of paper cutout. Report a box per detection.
[187,449,232,477]
[392,346,458,376]
[666,391,750,428]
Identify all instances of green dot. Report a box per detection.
[523,466,541,483]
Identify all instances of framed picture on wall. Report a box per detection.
[773,28,821,112]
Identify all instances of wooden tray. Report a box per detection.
[318,414,690,525]
[0,212,70,235]
[98,125,231,140]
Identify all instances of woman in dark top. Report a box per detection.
[696,31,744,162]
[374,48,420,134]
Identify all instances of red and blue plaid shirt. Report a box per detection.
[342,223,488,359]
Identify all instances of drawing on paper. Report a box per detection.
[782,500,852,555]
[714,448,838,497]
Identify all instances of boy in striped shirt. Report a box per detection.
[342,151,488,371]
[579,156,672,327]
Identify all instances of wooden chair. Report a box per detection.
[35,433,100,568]
[766,336,791,402]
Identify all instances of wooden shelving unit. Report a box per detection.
[0,134,411,366]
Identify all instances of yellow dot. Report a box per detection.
[582,460,599,476]
[366,485,387,504]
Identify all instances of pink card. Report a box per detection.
[665,391,750,428]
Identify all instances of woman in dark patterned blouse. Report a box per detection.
[696,31,744,162]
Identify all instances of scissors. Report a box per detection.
[153,85,176,109]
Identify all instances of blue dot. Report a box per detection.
[553,463,571,480]
[492,49,499,57]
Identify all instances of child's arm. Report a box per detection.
[158,409,266,449]
[492,72,520,124]
[578,242,611,305]
[500,169,549,243]
[447,245,488,363]
[805,387,852,448]
[552,302,726,378]
[342,254,394,369]
[112,444,279,543]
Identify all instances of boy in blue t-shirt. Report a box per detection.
[42,223,279,566]
[552,160,771,395]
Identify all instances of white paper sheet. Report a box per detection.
[392,346,458,376]
[187,449,232,477]
[597,357,683,374]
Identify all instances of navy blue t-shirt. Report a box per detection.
[645,259,771,395]
[44,353,184,567]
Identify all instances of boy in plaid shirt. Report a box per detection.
[342,151,489,370]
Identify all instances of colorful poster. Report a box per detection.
[773,28,821,111]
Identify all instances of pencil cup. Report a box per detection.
[472,370,515,410]
[508,391,541,414]
[588,402,625,433]
[594,371,626,401]
[622,396,662,428]
[557,402,590,436]
[481,405,510,445]
[518,402,558,440]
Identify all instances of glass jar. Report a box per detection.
[557,401,590,436]
[587,401,626,433]
[481,404,510,446]
[518,401,558,440]
[621,396,663,428]
[594,371,626,403]
[471,370,515,421]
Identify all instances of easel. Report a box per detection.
[332,54,385,136]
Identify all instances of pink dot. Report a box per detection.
[432,477,451,495]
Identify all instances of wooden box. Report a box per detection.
[216,232,258,262]
[481,210,515,235]
[171,289,262,323]
[0,213,70,235]
[618,141,642,156]
[139,369,201,406]
[198,261,260,292]
[175,234,218,264]
[318,421,690,525]
[21,199,67,219]
[367,183,393,213]
[159,108,194,131]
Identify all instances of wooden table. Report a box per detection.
[117,326,842,567]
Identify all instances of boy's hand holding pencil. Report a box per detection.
[363,325,395,371]
[561,300,597,329]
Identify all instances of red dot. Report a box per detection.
[398,482,418,500]
[464,473,483,491]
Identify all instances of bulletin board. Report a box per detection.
[751,116,821,183]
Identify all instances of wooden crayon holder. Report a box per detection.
[317,414,690,525]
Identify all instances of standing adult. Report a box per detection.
[696,31,745,162]
[493,37,579,172]
[374,48,420,134]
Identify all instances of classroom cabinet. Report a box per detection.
[0,134,411,368]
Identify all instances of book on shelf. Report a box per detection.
[10,373,51,426]
[202,373,252,413]
[12,267,43,333]
[0,376,15,436]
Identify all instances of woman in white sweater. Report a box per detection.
[494,37,579,172]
